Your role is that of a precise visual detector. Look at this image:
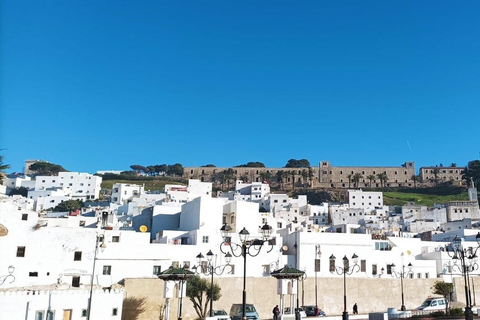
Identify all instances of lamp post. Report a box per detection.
[315,245,321,316]
[0,265,15,286]
[220,223,274,320]
[391,262,413,311]
[329,254,360,320]
[194,250,232,317]
[446,234,480,320]
[86,233,106,320]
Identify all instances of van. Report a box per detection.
[230,304,259,320]
[417,297,447,311]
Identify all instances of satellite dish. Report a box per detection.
[282,245,288,251]
[140,225,148,232]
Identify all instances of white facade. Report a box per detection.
[2,176,32,189]
[111,183,144,205]
[30,172,102,202]
[0,288,123,320]
[347,189,383,211]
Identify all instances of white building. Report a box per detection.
[111,183,144,205]
[347,189,383,212]
[29,172,102,203]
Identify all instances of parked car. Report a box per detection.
[230,304,260,320]
[302,306,326,317]
[284,307,307,318]
[210,309,229,320]
[417,297,447,311]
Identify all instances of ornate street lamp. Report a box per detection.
[87,233,107,320]
[220,223,274,320]
[158,265,195,320]
[391,262,413,311]
[0,265,15,286]
[329,254,360,320]
[193,250,232,317]
[446,233,480,320]
[314,245,321,316]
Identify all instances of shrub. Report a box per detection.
[449,308,464,316]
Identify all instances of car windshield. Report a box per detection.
[214,310,227,316]
[245,306,256,313]
[421,300,432,307]
[305,307,315,311]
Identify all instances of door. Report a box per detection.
[63,309,72,320]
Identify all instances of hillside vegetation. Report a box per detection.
[383,191,469,207]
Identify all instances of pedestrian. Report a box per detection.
[273,305,280,320]
[353,303,358,314]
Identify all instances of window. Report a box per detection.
[17,246,26,257]
[72,276,80,287]
[22,214,28,221]
[74,251,82,261]
[315,259,320,272]
[361,260,366,272]
[112,308,118,316]
[425,273,429,278]
[372,264,377,275]
[79,221,86,227]
[112,236,120,243]
[277,222,282,228]
[103,265,112,275]
[202,236,209,243]
[153,266,162,275]
[81,309,87,317]
[29,272,39,277]
[386,264,392,275]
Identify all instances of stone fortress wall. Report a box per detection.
[184,160,466,190]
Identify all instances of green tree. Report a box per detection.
[8,187,29,197]
[376,173,389,189]
[276,171,284,190]
[166,163,184,177]
[285,159,311,168]
[289,170,296,190]
[352,173,363,188]
[29,161,66,176]
[463,160,480,188]
[201,164,216,167]
[301,169,309,187]
[366,175,376,188]
[346,174,352,188]
[411,174,419,188]
[239,174,249,183]
[432,281,453,315]
[221,169,235,190]
[432,167,440,186]
[0,154,10,183]
[308,167,315,188]
[234,162,265,168]
[52,199,83,212]
[186,275,221,319]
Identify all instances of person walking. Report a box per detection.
[273,305,280,320]
[353,303,358,314]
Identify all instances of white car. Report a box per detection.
[417,297,447,311]
[284,307,307,318]
[209,309,229,320]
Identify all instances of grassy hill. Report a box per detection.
[383,191,469,207]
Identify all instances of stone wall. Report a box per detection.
[123,276,476,320]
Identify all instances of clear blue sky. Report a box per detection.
[1,1,479,174]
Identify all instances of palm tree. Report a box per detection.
[346,174,352,188]
[239,174,249,183]
[276,171,284,190]
[308,167,315,188]
[411,174,419,188]
[0,155,10,184]
[352,173,363,188]
[433,167,440,186]
[366,175,376,188]
[301,169,309,187]
[376,173,389,189]
[289,170,296,191]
